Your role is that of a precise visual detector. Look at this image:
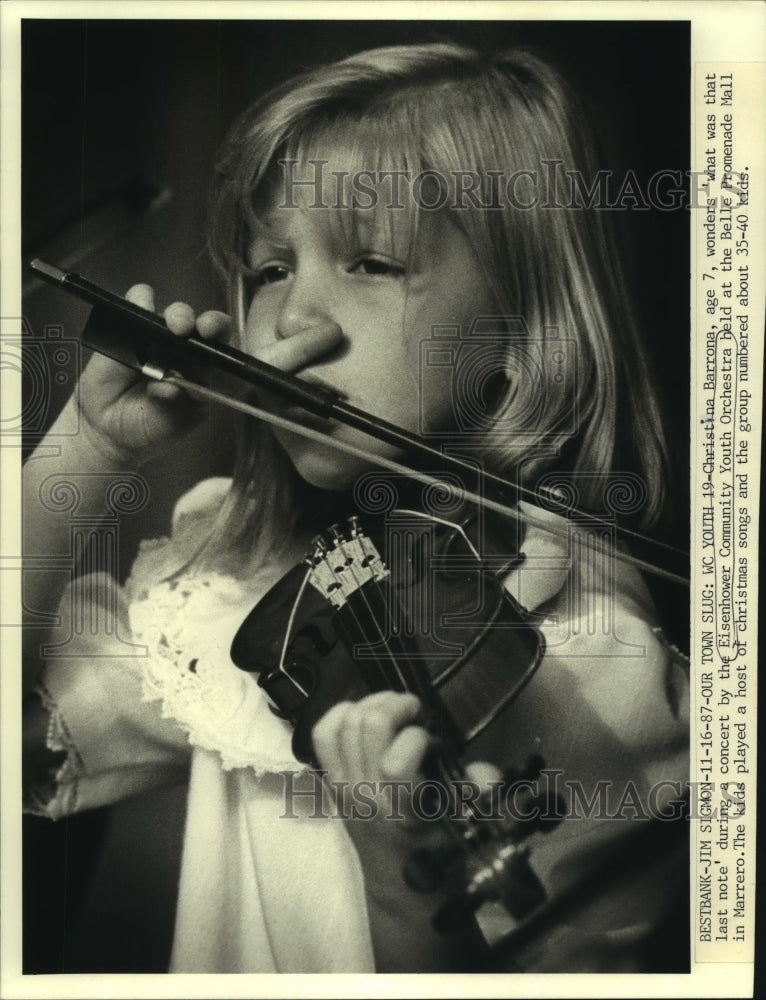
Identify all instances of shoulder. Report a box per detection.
[170,476,232,532]
[502,501,688,754]
[507,500,661,623]
[126,477,233,600]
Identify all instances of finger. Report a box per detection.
[312,701,353,775]
[358,706,402,774]
[339,704,368,779]
[464,760,504,790]
[145,379,183,401]
[380,725,431,782]
[339,699,411,781]
[125,283,155,311]
[256,323,344,373]
[352,690,422,725]
[346,691,422,775]
[317,692,421,782]
[337,691,422,780]
[196,310,231,340]
[164,301,197,336]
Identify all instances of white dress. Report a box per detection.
[24,477,689,973]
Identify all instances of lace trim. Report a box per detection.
[124,535,173,604]
[26,680,83,819]
[130,570,302,775]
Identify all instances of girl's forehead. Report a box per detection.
[286,117,417,180]
[251,115,424,222]
[252,153,423,254]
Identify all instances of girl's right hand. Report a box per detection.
[76,284,231,467]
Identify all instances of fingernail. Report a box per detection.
[166,303,195,324]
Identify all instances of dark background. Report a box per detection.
[21,18,690,972]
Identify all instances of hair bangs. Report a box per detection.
[284,113,427,267]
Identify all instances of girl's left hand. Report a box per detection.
[313,691,431,876]
[312,691,501,972]
[312,691,430,788]
[312,691,503,806]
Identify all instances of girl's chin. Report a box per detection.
[276,426,410,495]
[278,433,370,492]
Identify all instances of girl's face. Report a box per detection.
[243,170,498,490]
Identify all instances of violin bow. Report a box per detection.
[29,258,689,588]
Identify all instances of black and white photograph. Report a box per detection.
[1,3,761,996]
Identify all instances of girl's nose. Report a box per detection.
[276,269,341,344]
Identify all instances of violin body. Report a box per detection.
[231,503,544,764]
[231,499,558,939]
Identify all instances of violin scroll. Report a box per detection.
[404,753,564,934]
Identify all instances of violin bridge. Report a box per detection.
[305,517,389,607]
[348,516,388,582]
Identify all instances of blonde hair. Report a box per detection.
[204,43,668,569]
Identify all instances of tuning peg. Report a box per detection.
[347,514,362,537]
[310,534,329,557]
[328,523,345,545]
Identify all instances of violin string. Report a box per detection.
[331,563,410,693]
[324,537,407,693]
[275,541,411,734]
[271,480,512,851]
[166,373,688,588]
[277,567,313,694]
[319,545,491,845]
[395,509,482,561]
[336,528,495,839]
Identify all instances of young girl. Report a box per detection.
[23,42,689,974]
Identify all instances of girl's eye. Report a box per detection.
[351,257,406,279]
[247,264,291,292]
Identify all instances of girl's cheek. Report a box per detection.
[243,308,274,356]
[419,367,455,435]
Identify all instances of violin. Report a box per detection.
[231,487,565,935]
[30,259,690,948]
[232,491,539,759]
